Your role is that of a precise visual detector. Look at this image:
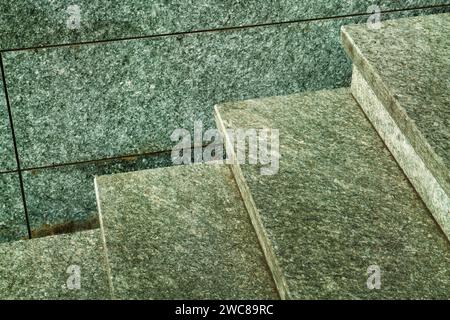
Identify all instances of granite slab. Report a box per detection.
[0,76,16,172]
[22,151,173,238]
[352,65,450,240]
[215,88,450,299]
[95,164,278,299]
[342,13,450,205]
[5,8,447,170]
[0,229,110,299]
[0,1,448,50]
[0,172,28,243]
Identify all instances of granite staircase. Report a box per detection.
[0,13,448,300]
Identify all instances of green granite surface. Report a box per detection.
[3,16,356,169]
[342,13,450,198]
[0,229,110,299]
[95,164,278,299]
[0,173,28,242]
[216,88,450,299]
[0,1,448,50]
[0,79,16,172]
[23,152,173,237]
[5,9,447,170]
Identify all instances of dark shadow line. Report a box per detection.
[18,141,215,172]
[20,149,175,172]
[0,169,19,175]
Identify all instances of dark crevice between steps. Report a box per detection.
[30,215,99,240]
[24,144,225,241]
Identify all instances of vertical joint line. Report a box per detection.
[0,53,32,239]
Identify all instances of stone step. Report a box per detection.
[341,13,450,239]
[94,164,278,300]
[215,87,450,299]
[0,229,109,299]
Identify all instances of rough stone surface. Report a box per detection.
[0,229,110,299]
[95,164,278,300]
[216,88,450,299]
[0,1,448,50]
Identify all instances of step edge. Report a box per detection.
[94,176,115,300]
[341,25,450,196]
[214,104,291,300]
[351,65,450,241]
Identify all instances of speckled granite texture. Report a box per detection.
[342,13,450,203]
[0,1,449,50]
[95,164,278,299]
[0,79,16,172]
[352,65,450,240]
[23,152,174,237]
[216,88,450,299]
[0,173,27,242]
[3,16,358,169]
[0,229,110,299]
[5,9,449,170]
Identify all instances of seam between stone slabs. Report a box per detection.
[1,3,449,53]
[0,53,32,239]
[214,105,289,300]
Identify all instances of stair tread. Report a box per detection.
[0,229,109,300]
[215,87,450,299]
[95,164,278,300]
[341,13,450,194]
